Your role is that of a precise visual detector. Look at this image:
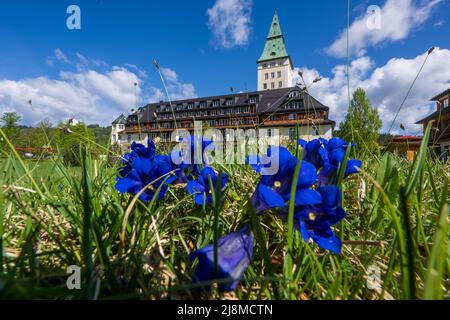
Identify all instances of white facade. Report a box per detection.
[263,124,333,143]
[257,57,294,91]
[111,123,125,144]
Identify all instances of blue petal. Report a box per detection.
[298,139,307,148]
[295,188,322,206]
[186,180,205,195]
[190,225,254,292]
[194,193,210,205]
[155,185,169,200]
[220,173,228,189]
[147,139,156,156]
[298,218,311,242]
[132,157,151,176]
[314,234,342,254]
[329,148,345,166]
[138,191,152,202]
[318,146,329,163]
[258,183,286,208]
[200,167,217,185]
[317,186,341,208]
[305,139,321,154]
[328,206,346,225]
[276,146,295,164]
[115,177,141,193]
[297,161,318,188]
[345,159,362,175]
[247,155,262,173]
[328,138,345,151]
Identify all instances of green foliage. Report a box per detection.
[0,127,448,299]
[55,122,96,166]
[88,124,112,146]
[0,112,22,149]
[10,120,110,155]
[338,88,382,156]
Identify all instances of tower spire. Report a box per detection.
[258,10,289,62]
[257,10,294,91]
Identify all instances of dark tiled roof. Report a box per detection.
[431,88,450,101]
[416,106,450,124]
[123,87,329,124]
[112,114,126,124]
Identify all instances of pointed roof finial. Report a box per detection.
[267,9,282,38]
[257,10,289,63]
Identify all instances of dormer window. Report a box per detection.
[213,99,220,107]
[249,95,259,104]
[225,98,234,106]
[289,91,299,98]
[199,101,207,108]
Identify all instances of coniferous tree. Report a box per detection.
[0,112,22,148]
[337,88,382,155]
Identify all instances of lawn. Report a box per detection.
[0,130,448,300]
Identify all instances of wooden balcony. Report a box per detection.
[430,126,450,143]
[261,119,330,126]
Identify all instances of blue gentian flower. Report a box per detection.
[294,186,346,254]
[131,140,156,158]
[299,138,361,186]
[249,146,320,213]
[119,140,156,177]
[186,167,228,205]
[317,138,361,186]
[170,134,214,181]
[115,154,177,202]
[298,138,329,170]
[190,224,254,292]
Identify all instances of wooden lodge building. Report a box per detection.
[416,88,450,160]
[112,11,335,149]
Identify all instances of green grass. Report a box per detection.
[0,128,448,300]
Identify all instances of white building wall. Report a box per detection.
[260,124,333,145]
[257,57,294,91]
[111,124,125,144]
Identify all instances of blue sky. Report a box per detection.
[0,0,449,134]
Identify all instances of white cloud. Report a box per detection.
[207,0,252,49]
[0,56,196,126]
[161,67,178,82]
[46,48,70,66]
[293,48,450,134]
[60,67,141,109]
[156,67,197,101]
[54,49,70,64]
[326,0,442,58]
[75,52,108,72]
[124,64,148,78]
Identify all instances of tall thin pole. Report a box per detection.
[153,59,178,130]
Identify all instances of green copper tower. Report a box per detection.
[257,10,294,91]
